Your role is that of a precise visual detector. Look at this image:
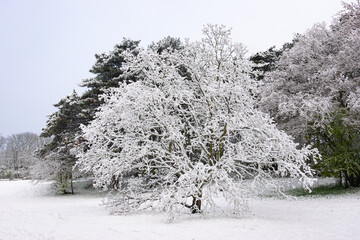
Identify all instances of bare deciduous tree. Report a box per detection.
[3,132,43,177]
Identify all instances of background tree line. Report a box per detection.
[6,1,359,196]
[0,132,48,179]
[253,1,360,187]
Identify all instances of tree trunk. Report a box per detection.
[70,172,74,195]
[191,192,202,214]
[343,170,349,188]
[111,175,119,190]
[191,199,202,214]
[337,171,343,187]
[356,175,360,187]
[348,175,355,187]
[348,174,360,187]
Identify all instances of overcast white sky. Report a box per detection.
[0,0,350,137]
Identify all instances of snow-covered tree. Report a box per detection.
[0,134,5,149]
[0,135,6,163]
[1,132,44,178]
[260,23,334,143]
[260,1,360,186]
[77,25,317,219]
[261,2,360,139]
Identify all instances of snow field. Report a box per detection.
[0,180,359,240]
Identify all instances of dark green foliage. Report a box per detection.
[148,36,183,54]
[80,38,141,112]
[39,91,82,166]
[77,38,142,137]
[307,109,360,187]
[40,91,83,146]
[249,37,299,81]
[249,46,283,81]
[37,91,83,193]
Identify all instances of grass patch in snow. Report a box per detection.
[287,184,360,197]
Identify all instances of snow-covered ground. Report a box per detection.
[0,180,359,240]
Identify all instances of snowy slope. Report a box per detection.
[0,180,359,240]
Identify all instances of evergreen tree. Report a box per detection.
[79,38,141,121]
[148,36,183,54]
[249,36,299,81]
[36,91,83,193]
[307,109,360,187]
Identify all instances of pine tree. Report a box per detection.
[79,38,141,121]
[36,91,83,193]
[148,36,183,54]
[249,37,298,81]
